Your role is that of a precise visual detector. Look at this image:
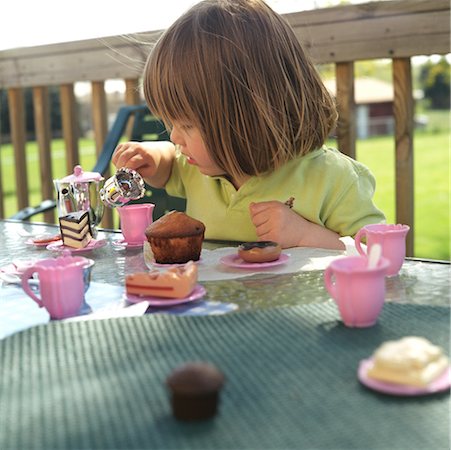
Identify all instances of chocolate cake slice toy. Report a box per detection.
[59,210,93,249]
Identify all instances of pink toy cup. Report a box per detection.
[324,255,390,328]
[21,256,86,320]
[354,224,410,276]
[117,203,155,245]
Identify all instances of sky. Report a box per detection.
[0,0,370,51]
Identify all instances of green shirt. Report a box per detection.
[165,146,386,241]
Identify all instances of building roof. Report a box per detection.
[323,77,394,104]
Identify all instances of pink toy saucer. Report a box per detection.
[358,358,451,396]
[46,238,107,253]
[0,259,38,276]
[112,239,144,249]
[220,253,290,269]
[125,284,206,306]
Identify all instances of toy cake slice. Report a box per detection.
[126,261,198,299]
[59,210,92,248]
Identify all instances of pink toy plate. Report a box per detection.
[112,239,144,249]
[125,284,206,306]
[25,235,62,247]
[46,238,107,253]
[220,253,290,269]
[358,358,451,396]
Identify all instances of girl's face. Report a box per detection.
[170,123,225,177]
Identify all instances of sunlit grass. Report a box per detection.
[355,131,450,260]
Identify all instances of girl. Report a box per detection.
[112,0,385,249]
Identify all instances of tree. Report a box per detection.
[419,57,450,110]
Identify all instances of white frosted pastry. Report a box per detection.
[367,336,449,387]
[125,261,198,299]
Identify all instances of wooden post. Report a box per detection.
[91,81,109,157]
[32,86,55,223]
[60,84,80,174]
[335,62,356,159]
[125,78,141,105]
[91,80,113,229]
[7,88,29,211]
[393,58,414,256]
[124,78,141,139]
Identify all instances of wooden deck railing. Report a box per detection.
[0,0,449,255]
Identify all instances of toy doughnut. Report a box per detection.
[238,241,282,263]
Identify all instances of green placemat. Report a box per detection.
[0,303,449,450]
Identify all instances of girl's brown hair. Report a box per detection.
[144,0,337,180]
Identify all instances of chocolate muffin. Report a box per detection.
[145,211,205,264]
[166,362,225,421]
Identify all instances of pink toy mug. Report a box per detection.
[354,224,410,276]
[117,203,155,245]
[21,256,86,320]
[324,255,390,328]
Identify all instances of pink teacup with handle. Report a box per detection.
[21,256,86,320]
[117,203,155,245]
[324,255,390,328]
[354,224,410,276]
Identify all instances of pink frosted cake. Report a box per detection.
[125,261,198,299]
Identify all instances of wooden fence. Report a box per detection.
[0,0,449,255]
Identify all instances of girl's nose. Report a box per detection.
[170,127,183,146]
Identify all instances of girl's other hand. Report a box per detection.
[249,201,344,250]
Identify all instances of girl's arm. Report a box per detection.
[112,141,176,188]
[249,201,345,250]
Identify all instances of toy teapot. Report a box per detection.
[53,165,104,235]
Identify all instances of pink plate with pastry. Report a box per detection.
[358,358,451,396]
[125,284,206,306]
[220,253,289,269]
[47,238,107,253]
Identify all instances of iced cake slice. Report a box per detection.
[59,210,92,249]
[367,336,449,387]
[126,261,198,299]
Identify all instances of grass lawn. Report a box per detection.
[1,121,449,260]
[354,131,450,260]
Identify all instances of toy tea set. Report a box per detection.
[20,165,153,320]
[27,164,413,326]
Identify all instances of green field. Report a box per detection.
[1,115,449,260]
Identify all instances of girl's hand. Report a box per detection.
[112,142,158,178]
[112,141,175,187]
[249,201,345,250]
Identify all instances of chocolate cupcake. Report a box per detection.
[166,362,225,421]
[145,211,205,264]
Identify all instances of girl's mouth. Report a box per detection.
[185,156,196,165]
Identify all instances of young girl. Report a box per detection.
[112,0,385,250]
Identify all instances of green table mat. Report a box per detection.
[0,302,449,449]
